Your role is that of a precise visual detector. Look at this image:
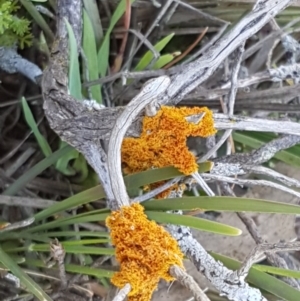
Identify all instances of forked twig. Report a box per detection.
[107,76,171,208]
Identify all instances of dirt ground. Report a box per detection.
[152,162,299,301]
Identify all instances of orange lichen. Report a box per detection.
[121,106,216,176]
[143,182,176,199]
[106,203,184,301]
[144,182,187,199]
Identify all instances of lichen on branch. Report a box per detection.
[106,203,184,301]
[121,106,216,176]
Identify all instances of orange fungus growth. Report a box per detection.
[106,203,184,301]
[121,106,216,175]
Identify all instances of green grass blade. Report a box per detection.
[63,262,114,278]
[58,208,109,219]
[97,0,137,76]
[0,231,109,243]
[134,33,175,71]
[125,162,213,190]
[72,154,89,182]
[211,252,300,301]
[0,232,50,243]
[35,231,110,238]
[4,234,50,243]
[50,238,110,245]
[145,211,242,236]
[0,246,53,301]
[33,185,105,221]
[152,52,181,69]
[24,258,114,278]
[55,142,78,176]
[83,9,102,103]
[254,264,300,279]
[83,0,103,48]
[4,239,110,249]
[21,97,52,157]
[28,244,114,256]
[65,19,82,99]
[27,213,109,233]
[143,196,300,214]
[3,145,73,196]
[0,255,25,267]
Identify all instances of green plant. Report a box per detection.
[0,0,33,48]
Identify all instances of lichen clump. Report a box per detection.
[106,203,184,301]
[143,182,187,199]
[121,106,216,176]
